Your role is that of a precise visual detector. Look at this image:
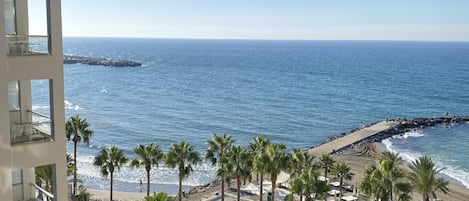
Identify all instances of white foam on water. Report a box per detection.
[64,100,81,111]
[32,105,50,110]
[392,130,424,140]
[382,130,424,155]
[74,154,217,188]
[100,87,110,94]
[382,130,469,189]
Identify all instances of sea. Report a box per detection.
[31,38,469,194]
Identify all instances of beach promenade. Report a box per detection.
[308,120,396,156]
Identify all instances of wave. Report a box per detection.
[382,131,469,189]
[64,100,81,110]
[382,130,424,155]
[100,87,110,94]
[32,105,50,110]
[392,129,424,140]
[74,154,217,188]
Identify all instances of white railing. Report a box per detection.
[10,110,52,144]
[31,183,54,201]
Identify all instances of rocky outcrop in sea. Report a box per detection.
[63,55,142,67]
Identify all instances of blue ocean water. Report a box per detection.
[34,38,469,193]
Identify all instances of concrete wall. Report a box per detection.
[1,0,67,200]
[0,0,15,199]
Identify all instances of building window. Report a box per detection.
[12,169,24,201]
[8,81,20,111]
[3,0,17,34]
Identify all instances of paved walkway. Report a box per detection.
[307,120,396,156]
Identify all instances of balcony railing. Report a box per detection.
[5,34,50,55]
[10,111,52,144]
[31,183,54,201]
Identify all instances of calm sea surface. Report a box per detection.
[32,38,469,193]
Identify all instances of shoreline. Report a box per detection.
[88,116,469,200]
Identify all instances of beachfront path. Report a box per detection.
[308,120,396,156]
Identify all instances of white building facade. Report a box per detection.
[0,0,67,200]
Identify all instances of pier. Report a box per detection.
[307,120,396,156]
[307,116,469,156]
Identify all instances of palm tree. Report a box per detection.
[359,152,412,201]
[130,143,164,196]
[228,145,251,201]
[318,154,335,201]
[93,145,128,201]
[66,114,93,195]
[248,135,271,201]
[206,133,235,201]
[288,167,329,201]
[318,154,335,180]
[264,144,290,201]
[360,165,385,200]
[290,149,314,177]
[378,152,410,200]
[331,162,353,201]
[302,169,329,201]
[408,156,449,201]
[165,141,201,201]
[288,175,305,201]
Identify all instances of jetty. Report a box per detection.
[307,116,469,156]
[308,120,396,156]
[63,55,142,67]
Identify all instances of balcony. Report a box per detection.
[5,34,50,55]
[10,110,52,144]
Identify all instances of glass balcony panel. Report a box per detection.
[10,111,52,144]
[5,35,50,55]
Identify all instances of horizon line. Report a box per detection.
[62,35,469,43]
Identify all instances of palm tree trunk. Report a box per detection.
[146,168,151,196]
[73,140,78,195]
[339,178,343,201]
[179,175,183,201]
[260,174,264,201]
[324,168,328,201]
[110,171,114,201]
[221,179,225,201]
[300,193,303,201]
[237,175,241,201]
[271,182,276,201]
[390,182,393,201]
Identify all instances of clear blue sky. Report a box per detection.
[57,0,469,41]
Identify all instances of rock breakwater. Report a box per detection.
[63,55,142,67]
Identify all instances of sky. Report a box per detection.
[53,0,469,41]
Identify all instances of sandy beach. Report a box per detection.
[87,119,469,201]
[88,142,469,201]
